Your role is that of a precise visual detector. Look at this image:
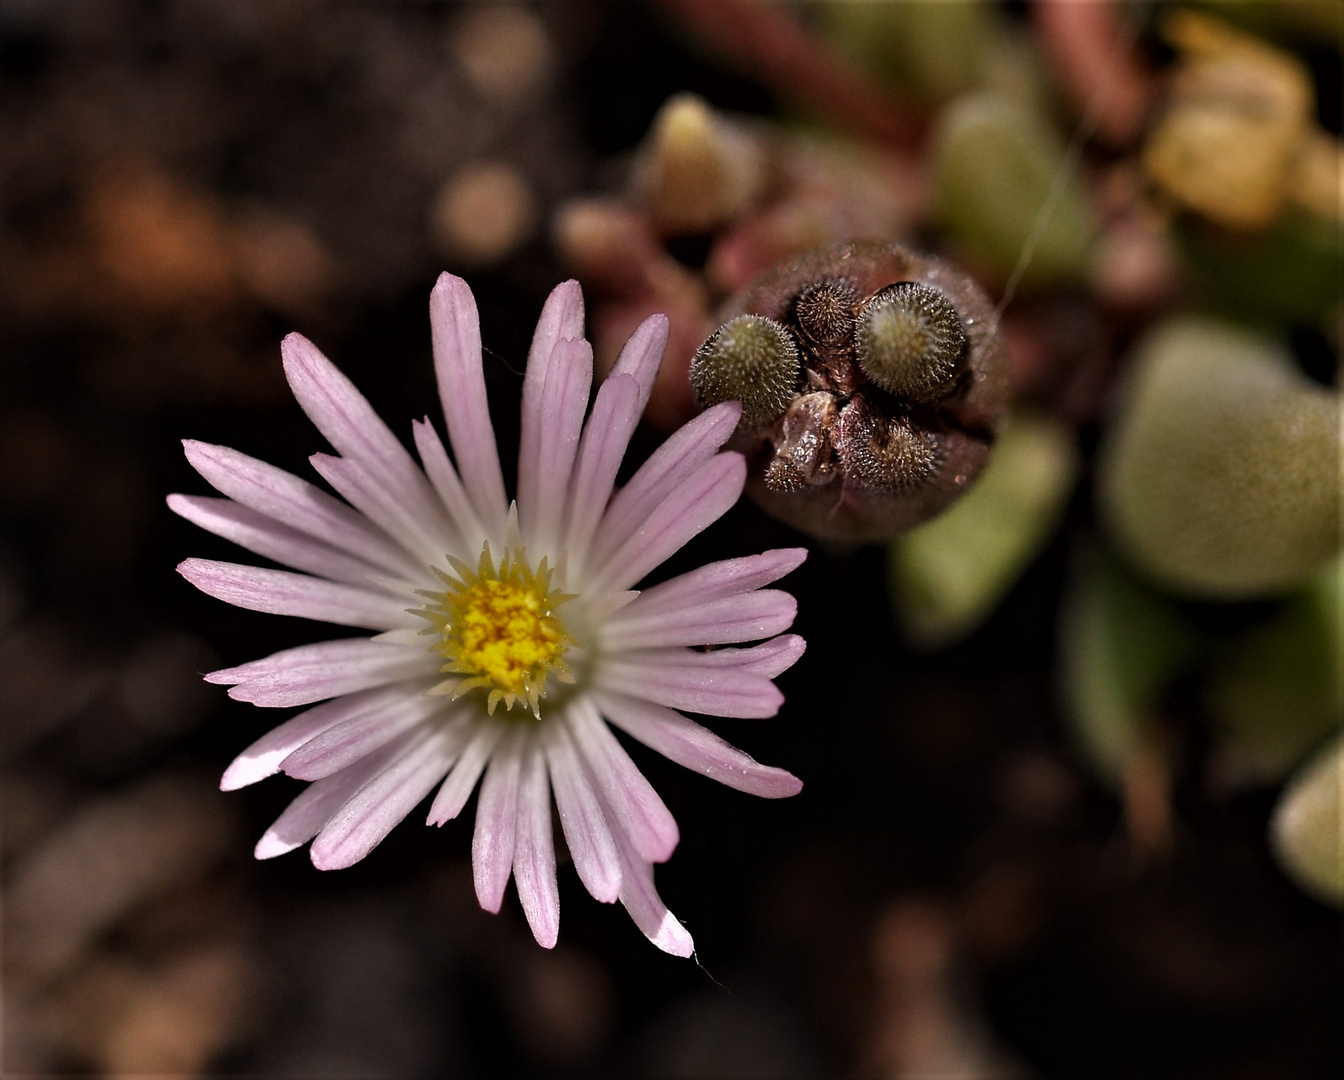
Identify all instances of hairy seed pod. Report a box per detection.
[835,397,939,492]
[698,240,1008,542]
[855,281,967,401]
[690,314,801,431]
[795,278,859,348]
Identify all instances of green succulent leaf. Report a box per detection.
[1206,556,1344,782]
[1271,733,1344,907]
[932,91,1095,287]
[889,413,1079,648]
[1099,317,1342,598]
[1059,551,1202,784]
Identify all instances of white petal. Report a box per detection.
[595,690,803,799]
[413,419,488,554]
[206,638,433,707]
[520,337,593,551]
[566,697,679,863]
[182,440,419,577]
[608,313,669,418]
[430,273,509,538]
[585,452,746,596]
[427,721,501,825]
[588,401,740,570]
[253,735,407,859]
[543,716,622,903]
[280,333,450,549]
[564,373,642,578]
[168,494,387,586]
[308,453,452,568]
[309,727,457,869]
[178,559,412,630]
[513,736,560,949]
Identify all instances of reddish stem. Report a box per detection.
[654,0,925,149]
[1032,0,1155,148]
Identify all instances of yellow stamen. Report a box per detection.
[412,542,576,718]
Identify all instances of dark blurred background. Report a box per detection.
[1,2,1341,1077]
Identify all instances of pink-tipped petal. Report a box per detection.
[280,333,449,546]
[310,729,456,869]
[608,313,669,418]
[621,859,695,958]
[685,635,808,679]
[178,559,410,630]
[206,638,432,707]
[168,494,385,586]
[427,723,500,825]
[520,336,593,550]
[566,698,679,864]
[598,654,783,718]
[281,693,454,781]
[430,273,509,537]
[543,718,622,903]
[602,590,797,650]
[221,691,390,791]
[527,279,586,372]
[596,691,803,799]
[616,549,808,617]
[586,452,747,596]
[253,737,404,859]
[564,374,641,575]
[412,420,488,554]
[513,737,560,949]
[182,441,419,577]
[308,453,451,568]
[599,813,694,957]
[472,727,523,912]
[589,402,741,568]
[518,281,585,531]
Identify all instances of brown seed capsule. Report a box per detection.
[699,240,1008,542]
[689,313,801,432]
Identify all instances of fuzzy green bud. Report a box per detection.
[855,282,968,401]
[690,314,801,431]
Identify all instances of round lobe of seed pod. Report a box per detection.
[855,281,968,402]
[836,399,938,492]
[690,314,801,430]
[794,278,858,347]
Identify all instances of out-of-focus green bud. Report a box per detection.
[1271,734,1344,907]
[932,92,1095,287]
[635,94,768,236]
[1059,552,1201,783]
[1179,214,1344,324]
[1099,317,1342,599]
[818,0,995,102]
[889,413,1079,648]
[1206,556,1343,782]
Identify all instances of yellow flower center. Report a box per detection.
[414,542,576,718]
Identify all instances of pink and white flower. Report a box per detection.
[170,274,805,955]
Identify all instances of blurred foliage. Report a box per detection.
[818,0,997,102]
[933,91,1095,287]
[1179,214,1344,324]
[1205,555,1343,782]
[1059,551,1202,785]
[1098,316,1342,598]
[889,412,1078,648]
[1271,733,1344,907]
